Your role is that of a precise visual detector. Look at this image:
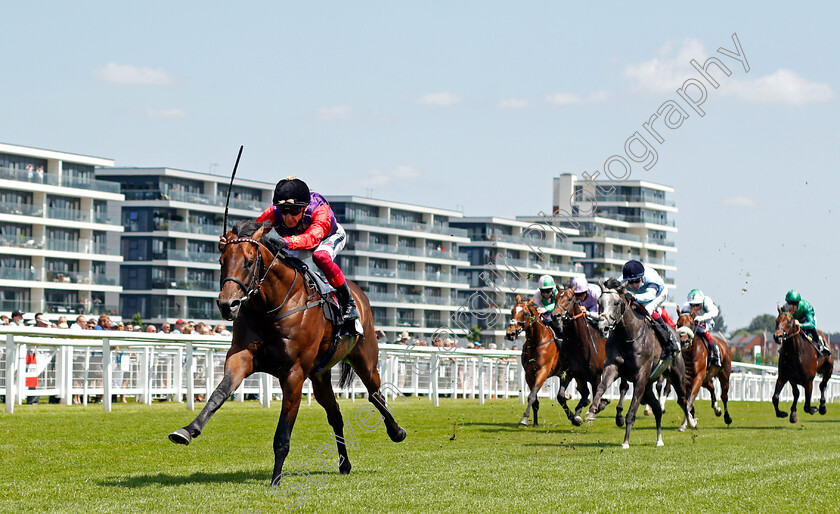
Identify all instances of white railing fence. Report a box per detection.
[2,327,839,414]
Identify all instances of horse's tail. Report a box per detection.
[338,361,356,390]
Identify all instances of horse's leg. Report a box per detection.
[704,379,721,417]
[345,351,407,442]
[271,367,306,485]
[526,366,551,427]
[679,375,702,432]
[520,368,536,425]
[615,378,630,427]
[642,384,664,447]
[803,379,817,415]
[309,373,352,475]
[556,375,576,424]
[720,372,732,425]
[169,348,254,444]
[789,383,800,424]
[660,380,670,414]
[621,375,648,449]
[586,365,618,421]
[772,376,788,418]
[818,366,830,415]
[571,378,591,426]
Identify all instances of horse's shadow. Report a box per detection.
[458,421,579,434]
[99,469,372,488]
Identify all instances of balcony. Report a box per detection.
[0,201,44,217]
[483,232,581,252]
[0,166,121,194]
[343,265,464,285]
[346,241,461,261]
[367,292,456,306]
[341,215,469,238]
[578,229,643,242]
[0,268,35,281]
[47,207,90,222]
[591,193,676,207]
[152,279,217,291]
[0,234,44,249]
[155,220,223,235]
[151,250,218,264]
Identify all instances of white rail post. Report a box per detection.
[103,338,112,413]
[138,347,148,405]
[175,347,184,403]
[307,378,313,405]
[61,346,72,405]
[450,360,458,399]
[431,353,440,407]
[186,341,195,411]
[145,347,154,405]
[518,362,525,404]
[5,334,16,413]
[16,343,26,405]
[261,373,271,408]
[412,357,419,398]
[82,348,90,406]
[205,349,214,401]
[478,355,485,405]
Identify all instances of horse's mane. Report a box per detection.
[231,220,287,255]
[602,277,624,294]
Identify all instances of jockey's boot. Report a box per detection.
[811,329,831,356]
[650,318,678,380]
[336,283,359,321]
[704,331,722,368]
[549,319,563,352]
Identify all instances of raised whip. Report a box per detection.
[222,145,244,236]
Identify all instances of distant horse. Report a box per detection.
[772,307,834,423]
[553,289,630,427]
[586,278,690,448]
[675,310,733,429]
[168,221,406,485]
[507,295,563,427]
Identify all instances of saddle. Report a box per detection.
[282,255,343,327]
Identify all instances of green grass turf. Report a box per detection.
[1,396,838,513]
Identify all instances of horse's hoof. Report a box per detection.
[168,428,191,445]
[572,416,583,427]
[807,407,817,415]
[643,406,651,416]
[724,412,733,425]
[621,443,630,450]
[656,439,665,447]
[585,413,596,422]
[615,416,625,428]
[789,414,797,424]
[389,427,407,443]
[714,407,722,417]
[339,461,352,475]
[677,426,686,433]
[519,418,529,426]
[775,411,787,419]
[819,405,827,415]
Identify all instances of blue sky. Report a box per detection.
[2,2,838,331]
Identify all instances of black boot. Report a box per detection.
[549,319,563,352]
[336,283,359,321]
[708,338,722,368]
[811,329,830,356]
[654,318,680,359]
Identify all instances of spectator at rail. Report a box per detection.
[124,323,134,332]
[172,319,185,334]
[213,323,230,336]
[114,322,125,331]
[34,313,55,328]
[11,309,25,326]
[70,315,86,330]
[145,324,157,333]
[161,322,172,334]
[94,315,111,331]
[195,322,208,335]
[56,316,69,329]
[86,319,97,329]
[0,315,9,325]
[398,331,409,345]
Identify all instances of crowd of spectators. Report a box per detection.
[1,310,232,336]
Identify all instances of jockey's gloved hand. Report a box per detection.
[277,238,288,250]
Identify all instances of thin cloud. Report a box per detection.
[361,165,421,187]
[316,106,353,121]
[95,62,173,85]
[723,196,756,207]
[545,91,609,106]
[624,38,705,92]
[724,69,833,105]
[144,108,186,119]
[498,98,530,109]
[416,92,461,106]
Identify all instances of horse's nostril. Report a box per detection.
[230,299,240,310]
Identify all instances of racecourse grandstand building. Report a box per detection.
[330,197,471,343]
[0,142,124,319]
[450,217,586,349]
[520,173,678,290]
[95,168,273,325]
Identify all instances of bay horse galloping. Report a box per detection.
[772,307,834,423]
[553,289,630,427]
[508,295,563,427]
[168,221,406,485]
[585,278,690,448]
[675,310,733,430]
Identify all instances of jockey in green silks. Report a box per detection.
[785,290,831,356]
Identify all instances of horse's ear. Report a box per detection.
[515,294,521,303]
[253,226,266,240]
[777,305,782,314]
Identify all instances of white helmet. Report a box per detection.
[571,276,589,294]
[687,289,705,305]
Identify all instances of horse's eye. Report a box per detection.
[244,259,254,268]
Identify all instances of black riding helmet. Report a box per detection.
[622,259,645,281]
[273,176,310,207]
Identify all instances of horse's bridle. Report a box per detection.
[601,290,648,344]
[220,237,284,303]
[508,302,535,338]
[774,314,801,342]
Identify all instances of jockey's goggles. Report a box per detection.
[279,206,304,216]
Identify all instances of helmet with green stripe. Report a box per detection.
[687,289,705,305]
[538,275,556,291]
[785,290,801,304]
